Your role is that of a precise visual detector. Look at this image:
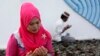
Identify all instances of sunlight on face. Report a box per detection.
[27,17,41,33]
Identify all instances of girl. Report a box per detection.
[6,2,54,56]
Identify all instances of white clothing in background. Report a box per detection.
[53,19,69,41]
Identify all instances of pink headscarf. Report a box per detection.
[19,2,47,52]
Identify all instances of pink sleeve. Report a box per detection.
[45,32,55,56]
[6,34,18,56]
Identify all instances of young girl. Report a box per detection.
[6,2,54,56]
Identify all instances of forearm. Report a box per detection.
[61,27,67,34]
[61,25,71,34]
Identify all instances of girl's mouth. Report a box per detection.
[32,29,38,33]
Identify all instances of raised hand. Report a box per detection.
[61,25,72,34]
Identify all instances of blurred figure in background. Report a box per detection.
[53,11,75,46]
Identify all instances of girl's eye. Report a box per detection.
[29,23,34,25]
[29,21,39,26]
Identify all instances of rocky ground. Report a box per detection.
[53,39,100,56]
[1,39,100,56]
[0,49,5,56]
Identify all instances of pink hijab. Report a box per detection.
[19,2,47,52]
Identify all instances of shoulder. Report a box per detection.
[56,19,63,27]
[12,31,24,48]
[7,31,18,46]
[7,32,18,48]
[9,32,17,42]
[6,32,19,56]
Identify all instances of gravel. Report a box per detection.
[0,49,5,56]
[53,39,100,56]
[1,39,100,56]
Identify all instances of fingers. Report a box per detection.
[68,25,72,27]
[32,48,38,56]
[33,46,48,56]
[26,46,48,56]
[26,51,32,56]
[33,48,40,55]
[32,48,42,56]
[41,46,48,53]
[67,25,72,29]
[37,47,44,55]
[40,46,48,55]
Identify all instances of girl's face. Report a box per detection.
[27,17,41,33]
